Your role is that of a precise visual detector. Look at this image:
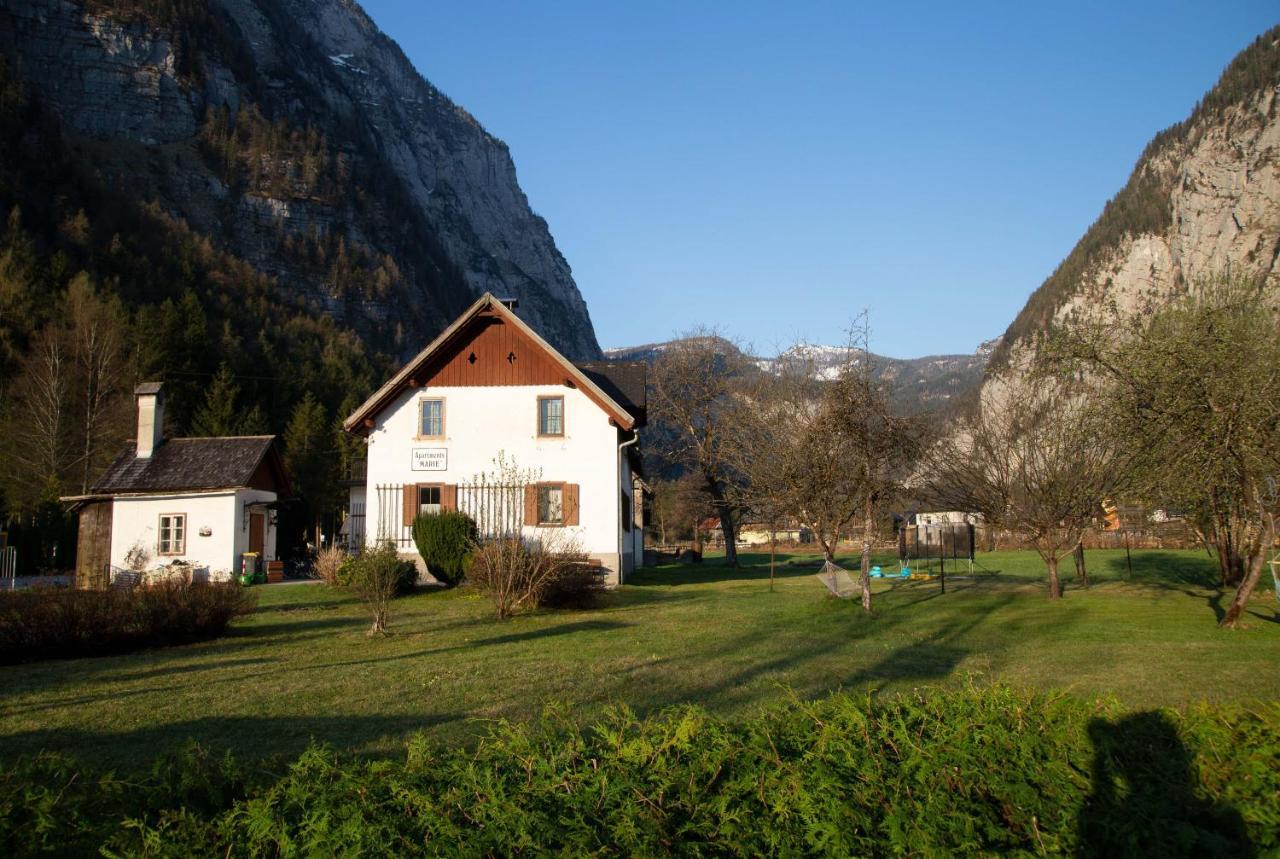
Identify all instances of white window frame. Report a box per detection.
[158,513,186,555]
[418,397,445,439]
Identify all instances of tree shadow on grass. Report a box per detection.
[1102,551,1221,589]
[1078,712,1254,857]
[0,712,464,774]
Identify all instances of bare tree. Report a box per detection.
[5,324,74,504]
[66,275,129,492]
[738,320,914,610]
[1055,275,1280,626]
[649,329,755,566]
[927,377,1121,599]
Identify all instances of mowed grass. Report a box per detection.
[0,548,1277,771]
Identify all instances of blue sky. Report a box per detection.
[361,1,1277,357]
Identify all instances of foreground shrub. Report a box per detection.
[343,542,417,634]
[411,511,476,586]
[0,581,255,663]
[1,686,1275,856]
[313,546,346,586]
[468,533,590,619]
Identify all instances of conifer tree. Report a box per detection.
[285,393,337,545]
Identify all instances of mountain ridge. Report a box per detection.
[605,337,995,415]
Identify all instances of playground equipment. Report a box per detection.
[898,521,976,594]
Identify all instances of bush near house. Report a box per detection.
[0,685,1275,856]
[410,511,476,587]
[339,542,419,635]
[0,581,254,664]
[468,534,596,619]
[335,549,417,595]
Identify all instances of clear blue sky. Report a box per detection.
[360,1,1277,357]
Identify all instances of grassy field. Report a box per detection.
[0,548,1277,770]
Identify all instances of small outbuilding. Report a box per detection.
[64,383,290,587]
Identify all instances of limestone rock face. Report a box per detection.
[984,35,1280,408]
[0,0,601,359]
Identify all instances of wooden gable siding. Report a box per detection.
[417,316,566,387]
[247,450,287,494]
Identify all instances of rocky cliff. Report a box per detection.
[0,0,600,359]
[985,27,1280,399]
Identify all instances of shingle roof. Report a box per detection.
[92,437,279,494]
[574,361,647,427]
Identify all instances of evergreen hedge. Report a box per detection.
[411,511,477,586]
[1,685,1275,856]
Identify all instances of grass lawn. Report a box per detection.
[0,548,1277,771]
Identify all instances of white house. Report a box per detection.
[65,383,290,586]
[342,293,647,585]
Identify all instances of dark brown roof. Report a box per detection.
[575,361,648,427]
[93,437,283,494]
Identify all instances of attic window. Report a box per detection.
[507,351,517,364]
[468,352,477,364]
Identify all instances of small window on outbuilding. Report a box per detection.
[158,513,186,555]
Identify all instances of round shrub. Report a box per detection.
[411,511,477,587]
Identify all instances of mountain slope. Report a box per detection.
[986,26,1280,384]
[0,0,600,360]
[605,338,995,415]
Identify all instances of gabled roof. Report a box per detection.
[90,436,289,495]
[344,293,641,433]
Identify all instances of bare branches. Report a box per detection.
[925,375,1122,599]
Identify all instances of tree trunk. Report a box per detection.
[769,528,776,593]
[1221,518,1275,628]
[1074,541,1089,587]
[859,499,873,613]
[707,480,738,567]
[1046,555,1062,599]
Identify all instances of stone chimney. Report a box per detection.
[135,382,165,458]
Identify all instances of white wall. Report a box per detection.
[364,384,624,571]
[109,489,278,581]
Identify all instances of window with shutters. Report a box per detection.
[538,484,563,525]
[418,398,445,438]
[537,396,564,437]
[418,485,441,516]
[158,513,186,555]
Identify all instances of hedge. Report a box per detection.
[1,685,1275,855]
[0,581,255,664]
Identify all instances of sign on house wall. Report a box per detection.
[411,448,447,471]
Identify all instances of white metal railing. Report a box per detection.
[0,547,15,589]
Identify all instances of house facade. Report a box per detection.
[343,294,646,585]
[65,383,290,587]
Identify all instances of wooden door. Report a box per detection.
[249,512,266,556]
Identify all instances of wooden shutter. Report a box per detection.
[442,484,457,512]
[564,483,580,526]
[402,484,416,527]
[524,484,538,526]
